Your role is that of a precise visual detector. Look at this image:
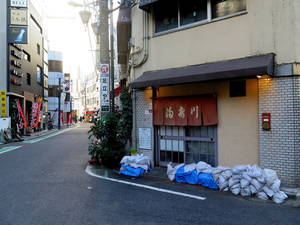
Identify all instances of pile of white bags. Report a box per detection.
[120,154,151,171]
[167,161,288,204]
[213,164,288,204]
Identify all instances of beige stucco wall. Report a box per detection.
[130,0,299,79]
[157,79,259,167]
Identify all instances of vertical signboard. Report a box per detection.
[8,26,28,44]
[9,0,28,8]
[9,8,28,26]
[100,64,110,112]
[0,91,7,117]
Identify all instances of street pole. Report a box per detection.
[109,0,115,112]
[58,78,61,130]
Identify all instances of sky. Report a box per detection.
[31,0,119,79]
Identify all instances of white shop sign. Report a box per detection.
[10,0,27,8]
[138,128,152,150]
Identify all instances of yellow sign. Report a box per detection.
[0,90,7,117]
[10,8,28,26]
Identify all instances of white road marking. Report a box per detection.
[0,146,22,155]
[23,129,72,144]
[85,166,206,201]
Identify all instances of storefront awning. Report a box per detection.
[131,54,274,89]
[139,0,160,11]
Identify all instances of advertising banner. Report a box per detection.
[8,26,28,44]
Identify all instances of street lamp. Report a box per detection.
[79,10,92,25]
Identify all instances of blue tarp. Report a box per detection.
[120,164,145,177]
[175,165,219,189]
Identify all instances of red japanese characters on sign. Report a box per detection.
[153,97,218,126]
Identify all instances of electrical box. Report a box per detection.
[262,113,271,131]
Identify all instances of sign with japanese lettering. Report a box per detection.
[100,64,110,112]
[153,97,217,126]
[0,91,7,117]
[138,128,151,150]
[10,8,28,26]
[9,0,27,8]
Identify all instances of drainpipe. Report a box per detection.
[130,10,149,68]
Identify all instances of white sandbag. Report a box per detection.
[272,191,288,204]
[242,172,252,182]
[223,187,229,192]
[250,178,263,191]
[120,156,131,164]
[241,187,252,197]
[167,163,184,181]
[213,173,220,181]
[257,191,269,201]
[231,188,241,195]
[212,166,230,175]
[249,185,258,194]
[229,177,240,187]
[219,181,229,191]
[202,168,214,174]
[257,176,265,184]
[232,165,248,174]
[262,185,275,197]
[221,170,233,180]
[184,163,197,173]
[263,169,278,186]
[230,183,240,190]
[271,179,281,192]
[247,165,263,178]
[240,179,250,189]
[129,163,149,171]
[135,155,151,165]
[196,161,211,173]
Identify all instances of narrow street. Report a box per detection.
[0,124,298,225]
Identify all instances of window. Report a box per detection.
[36,66,42,84]
[154,0,246,33]
[154,0,178,33]
[27,73,31,85]
[211,0,246,19]
[229,80,246,97]
[37,44,41,55]
[179,0,207,26]
[23,51,31,62]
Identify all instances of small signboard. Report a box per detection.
[138,128,152,150]
[8,26,28,44]
[0,90,7,117]
[9,0,28,8]
[10,8,28,26]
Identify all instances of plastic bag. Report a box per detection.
[240,179,250,189]
[221,170,233,180]
[247,165,263,178]
[249,185,257,194]
[229,177,240,187]
[167,163,184,181]
[242,173,252,182]
[232,165,248,174]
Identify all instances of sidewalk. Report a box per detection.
[87,164,300,206]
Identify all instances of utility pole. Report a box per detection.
[99,0,114,113]
[109,0,115,112]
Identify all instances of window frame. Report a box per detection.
[153,0,247,36]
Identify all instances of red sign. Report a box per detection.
[153,97,218,126]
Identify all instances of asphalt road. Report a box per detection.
[0,124,299,225]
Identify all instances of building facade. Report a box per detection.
[0,0,47,134]
[126,0,300,186]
